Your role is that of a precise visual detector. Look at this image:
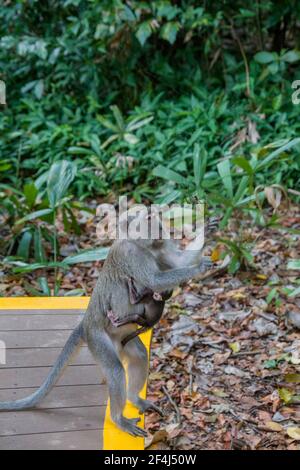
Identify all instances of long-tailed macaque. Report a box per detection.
[0,210,219,437]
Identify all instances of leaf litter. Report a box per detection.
[146,205,300,450]
[3,201,300,450]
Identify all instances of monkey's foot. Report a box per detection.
[131,397,164,417]
[114,416,147,437]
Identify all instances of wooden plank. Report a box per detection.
[0,429,101,450]
[0,314,81,331]
[1,347,96,369]
[0,309,85,315]
[0,405,106,436]
[0,297,90,311]
[0,384,107,408]
[0,300,150,449]
[0,330,75,348]
[0,364,104,389]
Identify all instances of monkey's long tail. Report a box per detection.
[0,322,84,410]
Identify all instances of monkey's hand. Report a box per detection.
[107,310,134,327]
[107,310,124,327]
[130,397,164,417]
[107,310,148,328]
[128,277,153,304]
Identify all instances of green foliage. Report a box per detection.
[0,1,300,288]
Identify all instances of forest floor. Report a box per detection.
[146,205,300,450]
[2,203,300,450]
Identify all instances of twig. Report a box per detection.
[232,350,263,357]
[194,256,230,283]
[209,48,221,71]
[287,188,300,197]
[230,413,276,434]
[255,0,264,49]
[189,373,193,395]
[256,311,277,322]
[199,340,224,351]
[229,21,251,97]
[162,386,181,424]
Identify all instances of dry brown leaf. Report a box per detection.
[145,430,169,449]
[169,349,188,359]
[286,427,300,440]
[265,421,284,432]
[211,246,222,262]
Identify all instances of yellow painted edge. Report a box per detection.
[0,296,150,450]
[103,329,152,450]
[0,297,90,309]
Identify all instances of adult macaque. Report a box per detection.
[0,210,219,437]
[108,215,220,346]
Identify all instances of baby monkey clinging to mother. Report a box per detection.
[0,208,219,437]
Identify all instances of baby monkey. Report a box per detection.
[108,278,172,346]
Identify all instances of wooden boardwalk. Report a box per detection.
[0,298,150,450]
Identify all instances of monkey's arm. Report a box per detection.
[107,310,149,328]
[127,277,172,304]
[127,277,153,304]
[142,257,212,293]
[122,241,212,292]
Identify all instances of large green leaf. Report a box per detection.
[160,22,180,44]
[16,231,32,260]
[256,138,300,171]
[16,208,54,225]
[152,165,189,186]
[193,144,207,190]
[34,226,46,262]
[136,21,152,46]
[63,247,109,265]
[254,51,275,64]
[3,259,66,273]
[217,159,233,199]
[282,50,300,63]
[47,160,77,209]
[23,182,38,208]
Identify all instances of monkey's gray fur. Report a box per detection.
[0,215,219,437]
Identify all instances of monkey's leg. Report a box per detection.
[87,330,147,437]
[121,326,149,347]
[160,290,173,301]
[123,337,163,416]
